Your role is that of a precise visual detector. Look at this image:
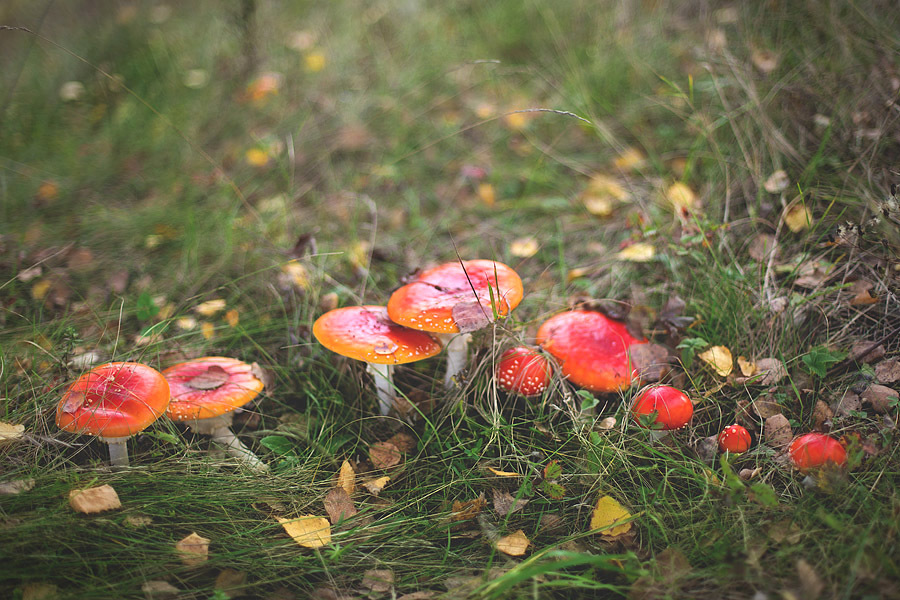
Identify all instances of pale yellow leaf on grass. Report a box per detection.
[0,422,25,445]
[281,260,310,291]
[503,111,530,131]
[348,241,371,271]
[31,279,52,302]
[225,309,239,328]
[477,183,496,207]
[201,322,215,340]
[582,174,630,217]
[245,148,271,167]
[486,466,520,477]
[69,485,122,514]
[598,417,617,430]
[509,237,539,258]
[278,515,332,548]
[36,180,59,202]
[784,203,813,233]
[616,243,656,262]
[496,529,531,556]
[304,50,327,73]
[699,345,733,377]
[176,532,210,566]
[665,182,698,211]
[195,299,227,316]
[337,459,356,495]
[613,147,646,171]
[764,170,790,193]
[362,475,390,496]
[176,316,198,331]
[566,268,588,283]
[590,496,633,537]
[737,356,757,377]
[751,48,779,74]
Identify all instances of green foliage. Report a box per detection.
[801,346,847,378]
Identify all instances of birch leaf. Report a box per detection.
[616,243,655,262]
[337,460,356,495]
[784,203,813,233]
[0,422,25,445]
[69,485,122,514]
[590,496,633,537]
[698,345,734,377]
[277,516,332,548]
[175,532,210,566]
[496,530,530,556]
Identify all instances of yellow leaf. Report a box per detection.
[176,532,211,566]
[0,422,25,446]
[613,147,646,171]
[784,203,813,233]
[225,309,239,328]
[362,475,390,496]
[31,279,52,301]
[751,48,779,74]
[245,148,270,167]
[590,495,633,537]
[277,516,331,548]
[496,530,530,556]
[566,268,588,283]
[486,467,520,477]
[582,174,629,217]
[477,183,496,207]
[176,317,198,331]
[304,51,327,73]
[35,180,59,202]
[616,243,655,262]
[69,485,122,514]
[764,170,789,193]
[666,182,698,210]
[474,102,496,119]
[509,237,539,258]
[737,356,757,377]
[201,322,215,340]
[195,299,226,317]
[337,460,356,495]
[348,241,371,272]
[503,111,529,131]
[281,260,310,291]
[699,345,734,377]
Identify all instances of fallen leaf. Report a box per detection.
[69,485,122,514]
[186,365,229,390]
[496,530,530,556]
[665,182,698,211]
[613,147,646,171]
[361,569,394,593]
[616,242,655,262]
[764,170,790,193]
[764,414,793,449]
[337,460,356,495]
[748,234,779,261]
[225,309,240,327]
[875,359,900,383]
[141,580,180,599]
[477,183,496,207]
[278,516,332,548]
[597,416,617,430]
[17,265,42,282]
[831,390,861,418]
[451,495,486,522]
[566,267,588,282]
[492,489,529,517]
[751,48,779,74]
[176,532,210,566]
[304,51,327,73]
[452,302,493,333]
[590,496,633,537]
[509,237,539,258]
[628,343,671,382]
[176,317,198,331]
[698,345,733,377]
[796,558,824,599]
[0,422,25,445]
[794,261,831,288]
[754,358,787,385]
[0,479,35,496]
[362,476,390,496]
[245,148,271,167]
[812,400,834,431]
[582,174,630,217]
[539,513,565,534]
[124,514,153,528]
[214,568,247,597]
[31,279,52,301]
[324,487,357,524]
[369,441,402,470]
[784,203,813,233]
[862,385,898,414]
[195,299,226,316]
[201,322,215,339]
[35,180,59,202]
[486,466,520,477]
[849,341,885,364]
[21,583,60,600]
[281,260,310,291]
[737,356,756,377]
[245,72,282,102]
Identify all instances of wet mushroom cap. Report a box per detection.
[313,306,443,364]
[718,424,752,453]
[789,433,847,471]
[631,385,694,430]
[536,310,648,393]
[496,346,551,396]
[56,362,171,439]
[387,260,524,334]
[164,357,264,422]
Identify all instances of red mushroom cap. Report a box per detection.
[496,346,551,397]
[536,310,648,393]
[164,357,265,422]
[387,260,524,334]
[788,433,847,472]
[313,306,442,364]
[718,424,752,453]
[631,385,693,430]
[56,362,170,439]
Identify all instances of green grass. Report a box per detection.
[2,0,900,598]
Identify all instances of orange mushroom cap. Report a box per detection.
[536,310,647,393]
[313,306,443,364]
[56,362,170,439]
[387,260,524,334]
[164,357,264,422]
[631,385,694,430]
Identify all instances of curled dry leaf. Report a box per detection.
[324,487,357,524]
[496,530,530,557]
[509,237,539,258]
[277,516,332,548]
[698,346,733,377]
[363,476,390,496]
[451,495,486,522]
[764,414,793,449]
[0,478,35,496]
[861,385,898,414]
[590,496,633,537]
[628,343,671,382]
[69,484,122,514]
[486,466,520,477]
[195,299,226,317]
[616,243,655,262]
[492,489,529,517]
[186,365,229,390]
[176,532,210,567]
[369,442,402,470]
[783,203,813,233]
[875,359,900,384]
[737,356,756,377]
[362,569,394,593]
[764,170,790,193]
[337,459,356,495]
[0,421,25,445]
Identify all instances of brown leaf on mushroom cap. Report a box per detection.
[369,442,402,470]
[69,485,122,514]
[451,301,494,333]
[176,532,210,566]
[764,414,792,449]
[186,365,230,390]
[324,487,357,525]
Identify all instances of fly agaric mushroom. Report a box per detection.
[163,357,267,471]
[56,362,171,467]
[536,310,648,393]
[313,305,443,415]
[788,433,847,472]
[388,260,523,388]
[496,346,551,397]
[631,385,694,437]
[718,424,752,453]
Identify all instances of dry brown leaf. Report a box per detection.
[754,358,787,385]
[698,346,733,377]
[794,261,831,289]
[278,516,332,548]
[589,496,633,537]
[337,460,356,495]
[451,495,486,522]
[21,583,60,600]
[665,182,698,211]
[628,343,671,382]
[486,466,520,477]
[452,302,493,333]
[361,569,394,593]
[849,280,879,306]
[509,237,539,258]
[597,417,617,430]
[186,365,229,390]
[141,580,180,599]
[69,484,122,514]
[849,341,885,364]
[176,532,210,566]
[748,234,778,262]
[812,400,834,431]
[539,513,565,534]
[324,487,358,524]
[796,558,825,599]
[751,48,779,74]
[492,489,529,517]
[737,356,756,377]
[0,421,25,445]
[861,385,898,414]
[496,530,530,557]
[0,478,35,496]
[764,170,790,193]
[386,432,417,453]
[362,476,390,496]
[875,359,900,384]
[831,390,861,418]
[369,442,402,470]
[195,298,226,316]
[616,243,655,262]
[214,568,247,597]
[764,414,793,449]
[784,203,813,233]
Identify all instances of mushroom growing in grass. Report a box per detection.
[631,385,694,441]
[496,346,551,397]
[56,362,171,467]
[313,306,443,415]
[788,433,847,472]
[536,309,648,393]
[388,260,523,388]
[164,357,267,471]
[718,424,752,454]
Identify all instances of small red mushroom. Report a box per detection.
[56,362,170,467]
[496,346,551,397]
[631,385,693,431]
[718,424,752,453]
[788,433,847,472]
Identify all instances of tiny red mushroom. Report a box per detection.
[164,357,267,471]
[631,385,693,437]
[388,260,524,388]
[56,362,170,467]
[313,306,442,415]
[788,433,847,472]
[496,346,551,397]
[718,424,752,453]
[536,309,648,393]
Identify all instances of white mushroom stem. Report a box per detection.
[366,362,396,416]
[185,413,267,472]
[437,333,472,389]
[101,436,130,468]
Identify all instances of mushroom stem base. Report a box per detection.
[367,362,395,416]
[101,436,130,467]
[185,414,267,472]
[439,333,472,389]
